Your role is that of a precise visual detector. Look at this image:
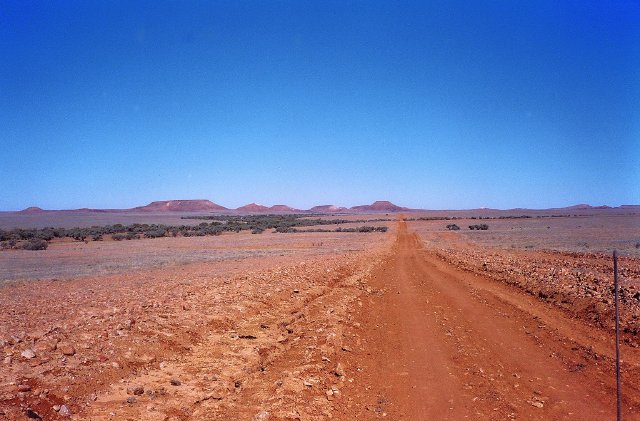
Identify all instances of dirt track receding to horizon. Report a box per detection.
[333,221,639,420]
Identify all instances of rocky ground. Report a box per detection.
[420,230,640,346]
[0,231,391,420]
[2,217,639,420]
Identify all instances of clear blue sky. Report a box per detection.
[1,1,638,211]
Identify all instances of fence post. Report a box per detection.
[614,250,621,421]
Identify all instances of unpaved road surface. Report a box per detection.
[333,221,639,420]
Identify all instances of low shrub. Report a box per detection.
[22,238,48,250]
[469,224,489,230]
[446,224,460,231]
[144,228,166,238]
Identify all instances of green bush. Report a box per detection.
[468,224,489,230]
[144,228,166,238]
[23,238,48,250]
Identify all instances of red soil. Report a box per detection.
[2,221,639,420]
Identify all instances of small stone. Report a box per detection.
[59,404,72,417]
[21,349,36,359]
[52,405,61,412]
[58,343,75,356]
[111,362,120,369]
[17,384,31,392]
[253,410,270,420]
[126,396,137,404]
[24,409,41,419]
[4,356,12,365]
[335,363,345,377]
[170,378,181,386]
[126,384,144,396]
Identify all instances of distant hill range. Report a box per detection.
[9,200,640,215]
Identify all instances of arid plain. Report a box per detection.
[1,206,639,420]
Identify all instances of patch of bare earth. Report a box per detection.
[0,232,392,420]
[3,218,640,420]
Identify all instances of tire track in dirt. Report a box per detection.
[333,221,639,420]
[81,245,391,420]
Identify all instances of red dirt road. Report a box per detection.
[334,221,639,420]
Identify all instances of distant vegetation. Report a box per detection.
[446,224,461,231]
[22,238,48,250]
[404,215,532,221]
[468,224,489,230]
[0,215,389,251]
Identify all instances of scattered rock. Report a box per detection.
[126,396,137,404]
[126,384,144,395]
[24,409,42,420]
[253,410,270,420]
[17,384,31,392]
[334,362,346,377]
[170,378,181,386]
[21,349,36,359]
[52,405,61,412]
[58,405,72,417]
[58,343,75,356]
